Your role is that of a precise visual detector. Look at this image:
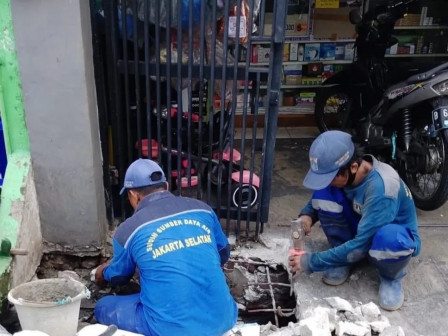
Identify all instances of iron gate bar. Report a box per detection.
[238,0,258,239]
[206,0,218,206]
[100,0,288,233]
[104,0,127,217]
[259,0,286,224]
[143,0,153,160]
[132,0,142,159]
[227,0,243,236]
[120,1,132,165]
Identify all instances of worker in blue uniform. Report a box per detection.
[94,158,237,335]
[289,131,421,311]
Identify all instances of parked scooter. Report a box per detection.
[137,102,260,209]
[314,0,448,210]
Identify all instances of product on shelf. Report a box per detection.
[320,43,336,60]
[304,43,320,61]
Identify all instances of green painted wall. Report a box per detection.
[0,0,31,306]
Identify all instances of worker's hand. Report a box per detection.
[288,251,306,273]
[94,262,109,286]
[300,215,313,236]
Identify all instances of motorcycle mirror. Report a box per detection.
[349,9,362,24]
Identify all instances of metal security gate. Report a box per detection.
[92,0,287,239]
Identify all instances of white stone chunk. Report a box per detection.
[335,321,371,336]
[370,318,391,334]
[325,297,354,313]
[361,302,381,321]
[298,306,332,336]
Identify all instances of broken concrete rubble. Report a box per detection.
[260,298,404,336]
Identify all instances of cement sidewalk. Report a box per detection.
[243,136,448,336]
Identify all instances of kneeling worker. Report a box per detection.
[289,131,421,311]
[94,158,237,335]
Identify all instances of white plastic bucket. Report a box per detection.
[8,278,90,336]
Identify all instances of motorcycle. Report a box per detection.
[314,0,448,210]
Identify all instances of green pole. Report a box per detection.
[0,0,31,305]
[0,0,30,155]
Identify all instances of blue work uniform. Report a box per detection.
[300,186,360,247]
[302,155,420,280]
[95,191,237,336]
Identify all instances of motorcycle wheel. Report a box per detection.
[402,128,448,211]
[315,86,357,133]
[231,183,258,209]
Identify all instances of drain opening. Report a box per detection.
[225,257,297,328]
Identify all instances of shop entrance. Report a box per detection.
[91,0,287,239]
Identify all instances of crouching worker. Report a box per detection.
[94,159,237,335]
[289,131,421,311]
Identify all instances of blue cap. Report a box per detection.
[120,159,166,195]
[303,131,354,190]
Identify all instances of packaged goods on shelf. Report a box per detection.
[304,63,322,76]
[335,44,345,60]
[283,64,302,85]
[251,45,271,63]
[321,64,335,83]
[301,76,322,85]
[304,43,320,61]
[298,91,316,104]
[320,43,336,60]
[289,43,299,61]
[283,44,290,62]
[344,43,355,60]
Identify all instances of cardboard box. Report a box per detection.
[283,64,302,85]
[251,45,270,63]
[335,44,345,60]
[264,13,309,37]
[304,63,323,76]
[289,43,299,61]
[322,64,335,82]
[301,76,322,85]
[344,43,355,60]
[313,7,358,40]
[298,44,305,61]
[304,43,320,61]
[320,43,336,60]
[283,44,290,62]
[298,91,317,103]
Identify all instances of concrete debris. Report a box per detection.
[57,270,81,282]
[379,326,405,336]
[325,297,354,313]
[298,306,332,336]
[260,297,405,336]
[370,316,391,334]
[335,321,370,336]
[244,286,264,302]
[360,302,381,322]
[260,322,279,335]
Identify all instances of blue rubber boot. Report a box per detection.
[378,276,404,311]
[322,266,350,286]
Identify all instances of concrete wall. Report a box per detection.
[10,0,107,253]
[8,158,43,290]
